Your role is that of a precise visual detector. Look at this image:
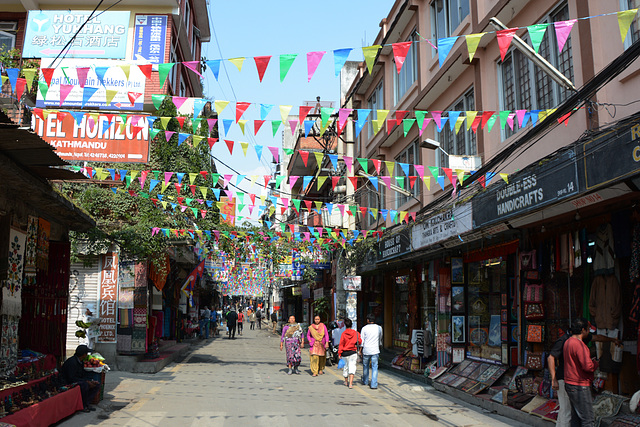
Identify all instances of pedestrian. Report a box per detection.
[563,318,598,426]
[339,318,361,389]
[256,308,262,329]
[360,313,383,389]
[547,326,572,427]
[200,306,210,339]
[237,309,244,336]
[226,307,238,339]
[280,315,304,375]
[249,309,256,330]
[271,310,278,334]
[307,315,329,376]
[210,308,218,336]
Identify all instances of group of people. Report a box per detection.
[280,313,383,389]
[205,305,267,339]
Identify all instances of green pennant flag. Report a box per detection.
[395,176,405,189]
[152,94,166,109]
[428,166,440,179]
[38,81,49,100]
[402,119,416,136]
[152,171,160,181]
[125,175,132,188]
[191,207,198,217]
[192,118,201,133]
[415,111,427,129]
[349,205,357,217]
[527,23,548,53]
[486,113,498,132]
[150,128,160,139]
[321,107,334,128]
[280,223,286,232]
[498,110,510,129]
[158,63,175,88]
[237,192,244,204]
[357,158,368,174]
[292,199,301,210]
[272,120,282,136]
[280,54,297,82]
[275,175,285,189]
[283,148,294,156]
[185,198,193,205]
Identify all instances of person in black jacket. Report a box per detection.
[61,345,100,412]
[226,308,238,339]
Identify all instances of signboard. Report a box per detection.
[378,228,411,261]
[98,252,119,343]
[412,204,473,250]
[473,148,580,227]
[291,286,302,296]
[23,10,130,58]
[32,112,149,163]
[132,15,167,64]
[220,197,236,226]
[36,58,146,110]
[449,155,482,171]
[314,288,324,299]
[582,118,640,190]
[343,276,362,291]
[292,251,304,281]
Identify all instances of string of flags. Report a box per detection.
[2,8,637,91]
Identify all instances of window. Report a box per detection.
[430,0,470,55]
[169,46,178,93]
[394,32,418,104]
[621,0,640,48]
[184,0,192,29]
[0,22,17,51]
[367,80,384,139]
[499,2,574,139]
[180,79,186,97]
[192,31,197,59]
[395,141,420,208]
[437,89,476,169]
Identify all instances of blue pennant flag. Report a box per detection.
[328,154,338,170]
[222,119,233,135]
[206,60,220,80]
[111,187,117,195]
[149,179,159,192]
[380,209,388,220]
[530,110,540,127]
[368,176,378,190]
[302,175,312,190]
[355,109,371,138]
[333,48,353,76]
[399,162,410,177]
[177,133,189,146]
[94,67,109,86]
[254,144,263,160]
[448,111,461,131]
[326,203,334,215]
[389,210,397,223]
[260,104,274,120]
[119,170,127,181]
[82,86,99,107]
[193,98,207,118]
[212,189,221,200]
[304,120,314,137]
[437,37,458,68]
[71,111,84,126]
[437,176,445,190]
[6,68,19,93]
[436,117,449,132]
[176,172,185,184]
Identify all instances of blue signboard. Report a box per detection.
[23,10,130,59]
[133,15,167,64]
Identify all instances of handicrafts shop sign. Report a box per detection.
[378,228,411,261]
[412,204,472,249]
[98,252,119,343]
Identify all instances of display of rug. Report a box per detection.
[36,218,50,270]
[119,288,134,309]
[530,399,560,421]
[0,315,19,374]
[593,392,627,427]
[1,228,26,317]
[23,216,37,283]
[610,414,640,427]
[133,307,147,328]
[521,395,548,414]
[131,328,146,353]
[116,334,132,353]
[119,308,132,328]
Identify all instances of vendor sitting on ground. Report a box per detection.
[61,344,100,412]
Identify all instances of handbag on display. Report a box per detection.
[525,351,544,370]
[523,283,544,303]
[520,250,537,270]
[526,323,545,343]
[524,303,545,320]
[516,375,538,394]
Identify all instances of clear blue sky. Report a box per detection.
[203,1,391,223]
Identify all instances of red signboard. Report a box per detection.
[98,252,119,343]
[32,113,150,163]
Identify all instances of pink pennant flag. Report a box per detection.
[414,165,424,180]
[207,118,218,133]
[343,156,353,173]
[164,131,175,141]
[183,61,202,77]
[515,110,527,128]
[381,176,391,189]
[224,190,233,199]
[288,120,298,135]
[392,41,412,74]
[76,67,90,88]
[253,56,271,82]
[337,204,345,217]
[164,172,173,185]
[139,170,148,188]
[507,113,516,130]
[289,176,299,188]
[497,28,518,61]
[268,146,279,162]
[172,96,188,109]
[299,105,313,124]
[307,51,325,82]
[431,111,442,130]
[554,19,576,52]
[59,84,73,106]
[418,118,432,136]
[223,174,233,188]
[338,108,352,129]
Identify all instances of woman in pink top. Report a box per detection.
[307,315,329,376]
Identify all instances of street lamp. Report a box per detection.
[420,138,450,157]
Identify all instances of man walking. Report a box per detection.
[256,308,262,329]
[548,326,572,427]
[360,314,383,389]
[237,309,244,336]
[201,306,211,339]
[271,310,278,334]
[564,318,598,426]
[226,307,238,339]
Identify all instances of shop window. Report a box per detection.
[498,2,574,140]
[367,80,384,139]
[430,0,470,57]
[437,88,476,169]
[621,0,640,48]
[394,32,418,104]
[394,275,410,347]
[0,22,16,52]
[395,141,420,208]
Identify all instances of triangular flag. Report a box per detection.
[304,120,314,136]
[229,57,245,71]
[402,118,416,136]
[299,105,313,124]
[255,145,263,160]
[500,173,509,183]
[225,139,234,155]
[152,94,166,109]
[279,54,297,82]
[158,63,175,87]
[38,81,49,100]
[222,119,233,135]
[271,120,282,136]
[41,68,55,86]
[236,102,251,122]
[465,33,485,62]
[306,51,325,82]
[357,158,368,174]
[437,37,458,68]
[59,84,73,105]
[392,41,412,73]
[268,146,279,162]
[193,98,207,118]
[94,67,109,86]
[214,100,229,114]
[183,61,202,77]
[239,141,249,156]
[554,20,576,52]
[254,56,271,82]
[279,105,292,123]
[372,159,381,174]
[619,9,639,43]
[260,103,274,120]
[313,152,324,167]
[497,28,517,61]
[206,60,221,80]
[254,119,265,135]
[527,23,549,53]
[137,64,152,79]
[362,45,382,74]
[333,48,352,76]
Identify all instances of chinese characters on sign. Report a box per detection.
[23,11,130,59]
[133,15,167,64]
[98,253,119,343]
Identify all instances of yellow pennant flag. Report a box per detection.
[250,175,258,186]
[370,208,378,219]
[130,170,139,182]
[192,135,204,147]
[455,169,466,185]
[200,187,208,199]
[279,105,292,123]
[105,89,118,106]
[455,116,466,134]
[229,57,245,71]
[384,161,395,176]
[313,151,324,167]
[319,118,331,136]
[240,141,249,156]
[120,65,130,80]
[618,9,639,43]
[214,100,229,114]
[160,117,171,129]
[22,68,37,88]
[42,109,51,121]
[238,119,248,135]
[423,176,431,191]
[399,211,408,223]
[161,201,168,209]
[538,110,548,122]
[161,182,170,193]
[465,111,478,131]
[465,33,485,62]
[260,195,266,204]
[372,109,389,134]
[269,206,276,215]
[362,45,382,74]
[500,173,509,184]
[317,176,328,190]
[94,167,103,180]
[189,173,198,185]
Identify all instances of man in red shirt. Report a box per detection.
[563,318,597,427]
[339,318,362,389]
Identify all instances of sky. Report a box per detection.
[202,1,392,224]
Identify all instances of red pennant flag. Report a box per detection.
[299,105,313,124]
[304,200,312,211]
[189,185,196,196]
[41,68,55,86]
[497,28,518,61]
[442,168,454,185]
[253,56,271,82]
[359,207,368,218]
[299,150,309,167]
[263,175,271,187]
[199,171,208,179]
[471,115,482,133]
[410,212,416,222]
[128,92,142,105]
[236,102,251,122]
[331,176,340,190]
[207,138,218,149]
[254,120,265,134]
[558,111,572,126]
[395,110,408,125]
[408,176,417,189]
[177,197,185,204]
[225,139,234,154]
[15,79,26,100]
[392,41,412,74]
[371,159,381,174]
[386,119,397,135]
[480,111,495,129]
[348,176,358,191]
[176,116,186,128]
[137,64,152,79]
[175,183,182,194]
[33,108,44,121]
[478,175,486,188]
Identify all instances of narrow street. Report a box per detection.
[59,323,527,427]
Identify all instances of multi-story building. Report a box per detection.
[343,0,640,399]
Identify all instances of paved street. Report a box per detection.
[59,323,527,426]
